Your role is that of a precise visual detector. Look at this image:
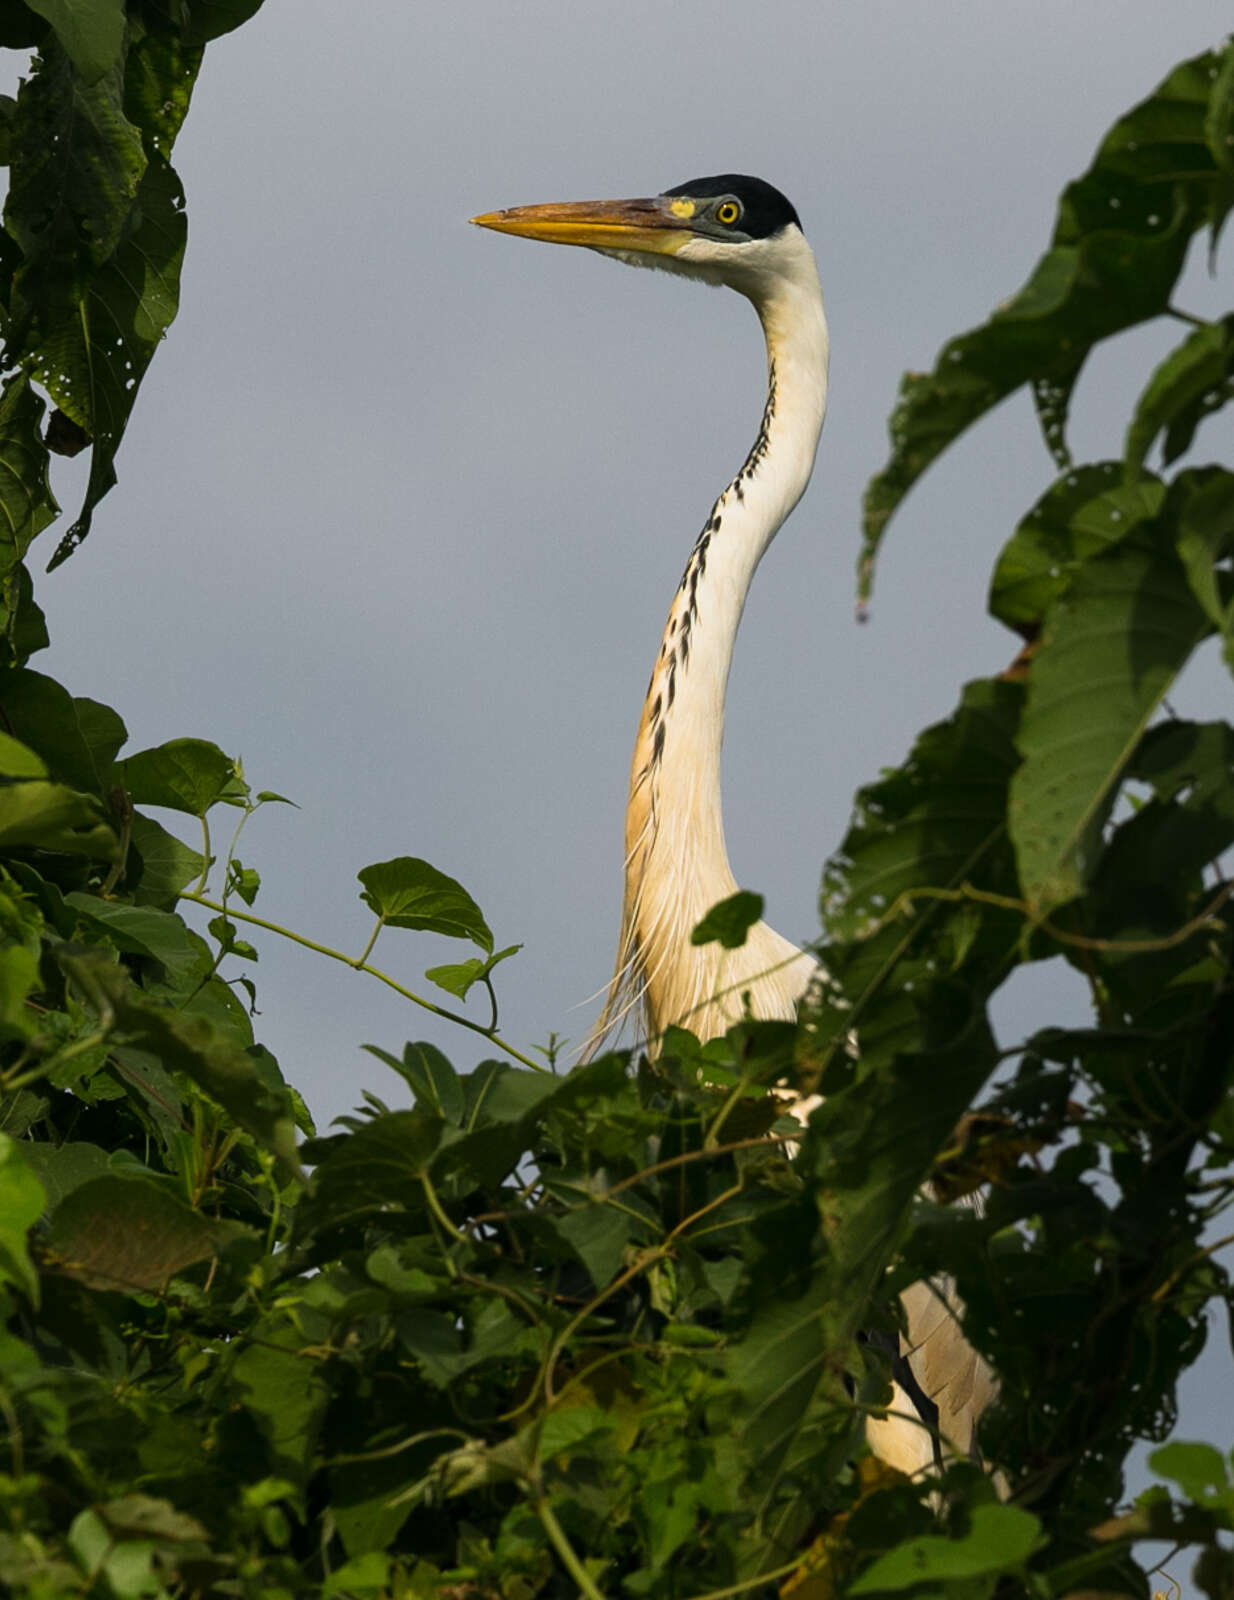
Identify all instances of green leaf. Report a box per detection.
[536,1404,614,1463]
[849,1504,1043,1592]
[989,465,1164,631]
[691,890,764,949]
[0,376,57,664]
[0,729,46,779]
[66,893,203,985]
[15,1140,110,1212]
[59,951,299,1171]
[861,50,1219,597]
[43,155,189,566]
[396,1040,466,1125]
[0,769,115,858]
[1125,316,1234,472]
[1171,468,1234,646]
[229,1315,330,1498]
[425,942,521,1000]
[298,1110,445,1235]
[0,1133,46,1302]
[6,40,144,337]
[121,737,243,816]
[43,1173,245,1291]
[1150,1441,1232,1504]
[357,857,493,951]
[0,669,126,795]
[128,812,204,907]
[24,0,125,83]
[1009,541,1211,914]
[556,1203,636,1290]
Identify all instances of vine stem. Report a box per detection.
[180,891,546,1073]
[534,1494,608,1600]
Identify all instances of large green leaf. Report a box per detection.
[988,464,1164,632]
[24,0,125,83]
[0,668,126,796]
[43,1172,245,1291]
[44,155,188,566]
[5,39,144,339]
[358,857,493,952]
[121,737,243,816]
[861,50,1222,596]
[1009,538,1211,915]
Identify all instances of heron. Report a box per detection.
[472,176,996,1481]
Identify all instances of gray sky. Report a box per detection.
[16,0,1234,1514]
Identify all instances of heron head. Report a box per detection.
[471,174,809,299]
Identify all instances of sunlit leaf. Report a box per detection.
[0,1133,45,1302]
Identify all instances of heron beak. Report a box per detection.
[470,196,692,255]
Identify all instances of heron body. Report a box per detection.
[473,176,995,1481]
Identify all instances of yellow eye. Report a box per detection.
[716,200,741,226]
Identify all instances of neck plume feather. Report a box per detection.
[592,238,830,1050]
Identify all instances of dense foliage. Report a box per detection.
[1,8,1232,1598]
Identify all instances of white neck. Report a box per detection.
[608,229,829,1043]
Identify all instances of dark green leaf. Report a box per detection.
[44,1173,245,1291]
[0,668,125,794]
[44,156,188,566]
[691,891,764,949]
[1009,541,1211,913]
[6,41,144,338]
[24,0,124,82]
[58,951,299,1170]
[121,737,243,816]
[128,812,204,907]
[398,1041,465,1125]
[357,857,492,952]
[1125,316,1234,472]
[16,1140,110,1212]
[989,465,1164,632]
[66,893,202,984]
[229,1314,330,1497]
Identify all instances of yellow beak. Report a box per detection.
[470,196,692,255]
